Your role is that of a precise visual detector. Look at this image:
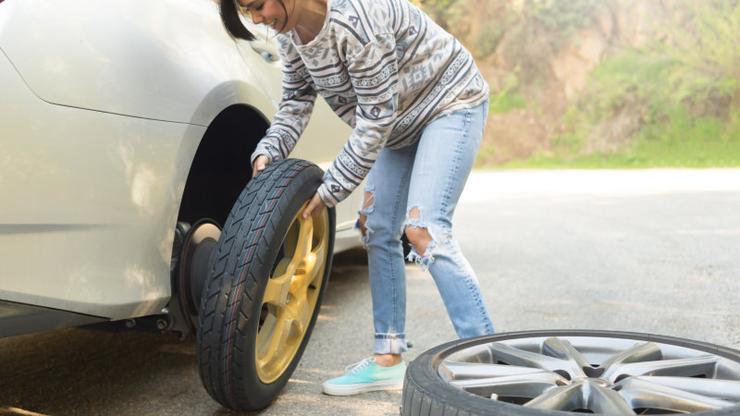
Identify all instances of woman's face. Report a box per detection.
[237,0,296,33]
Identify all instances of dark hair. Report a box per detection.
[221,0,255,41]
[220,0,289,41]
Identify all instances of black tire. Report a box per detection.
[402,234,412,262]
[402,330,740,416]
[196,159,335,411]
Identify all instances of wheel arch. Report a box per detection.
[164,103,270,335]
[177,103,270,228]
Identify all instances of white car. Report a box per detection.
[0,0,361,410]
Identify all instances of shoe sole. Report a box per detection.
[322,380,404,396]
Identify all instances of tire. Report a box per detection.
[402,234,412,262]
[402,330,740,416]
[196,159,335,411]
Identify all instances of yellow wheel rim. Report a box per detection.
[255,202,329,384]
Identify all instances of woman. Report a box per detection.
[222,0,495,396]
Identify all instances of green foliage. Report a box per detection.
[490,73,527,113]
[484,0,609,82]
[417,0,460,28]
[473,24,506,59]
[526,0,604,35]
[531,0,740,168]
[501,108,740,169]
[514,0,605,48]
[497,112,740,168]
[419,0,740,167]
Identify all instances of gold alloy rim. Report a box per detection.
[255,202,329,384]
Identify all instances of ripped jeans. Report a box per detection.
[358,100,495,355]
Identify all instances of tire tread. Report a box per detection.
[196,159,333,411]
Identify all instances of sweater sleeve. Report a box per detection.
[316,33,399,207]
[251,39,317,167]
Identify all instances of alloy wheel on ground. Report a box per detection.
[402,330,740,416]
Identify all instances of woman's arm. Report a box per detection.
[251,40,318,168]
[316,33,400,207]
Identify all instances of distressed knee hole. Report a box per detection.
[403,207,437,270]
[409,207,421,220]
[357,214,368,236]
[405,226,432,254]
[363,191,375,211]
[355,191,376,246]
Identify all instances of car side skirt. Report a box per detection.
[0,300,106,339]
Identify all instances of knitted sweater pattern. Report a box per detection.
[252,0,488,207]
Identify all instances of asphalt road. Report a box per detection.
[2,169,739,416]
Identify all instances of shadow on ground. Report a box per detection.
[0,249,386,416]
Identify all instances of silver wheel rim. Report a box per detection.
[438,335,740,414]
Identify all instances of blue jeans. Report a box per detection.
[358,100,495,354]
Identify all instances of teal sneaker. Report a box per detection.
[322,357,406,396]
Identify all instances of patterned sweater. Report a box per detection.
[251,0,488,207]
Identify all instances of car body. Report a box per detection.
[0,0,360,336]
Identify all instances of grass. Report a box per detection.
[474,0,740,169]
[484,112,740,169]
[489,73,528,114]
[493,140,740,169]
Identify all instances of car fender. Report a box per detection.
[0,0,281,125]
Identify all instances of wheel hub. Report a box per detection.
[176,220,221,331]
[588,377,611,388]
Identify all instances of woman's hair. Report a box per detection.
[220,0,289,41]
[221,0,255,40]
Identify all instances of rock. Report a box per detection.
[551,27,608,101]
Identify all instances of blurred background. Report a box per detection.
[413,0,739,168]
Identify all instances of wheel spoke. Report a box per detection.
[523,381,585,411]
[587,382,636,415]
[312,236,327,262]
[305,249,323,285]
[601,342,662,369]
[542,337,590,376]
[290,251,318,295]
[300,209,328,291]
[255,313,276,358]
[284,291,311,332]
[441,361,551,380]
[488,342,580,376]
[448,344,494,363]
[630,376,740,402]
[287,216,313,276]
[605,355,718,382]
[450,372,567,398]
[311,212,328,263]
[262,275,291,306]
[617,377,735,412]
[257,315,290,368]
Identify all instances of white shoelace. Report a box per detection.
[344,357,374,374]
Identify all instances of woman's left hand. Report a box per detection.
[302,192,325,220]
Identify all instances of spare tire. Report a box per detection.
[197,159,335,411]
[402,330,740,416]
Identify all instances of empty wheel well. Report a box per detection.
[177,104,269,227]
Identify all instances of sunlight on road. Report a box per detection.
[463,169,740,202]
[0,407,49,416]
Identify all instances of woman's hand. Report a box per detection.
[252,155,270,178]
[302,192,325,219]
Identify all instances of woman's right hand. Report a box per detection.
[252,155,270,178]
